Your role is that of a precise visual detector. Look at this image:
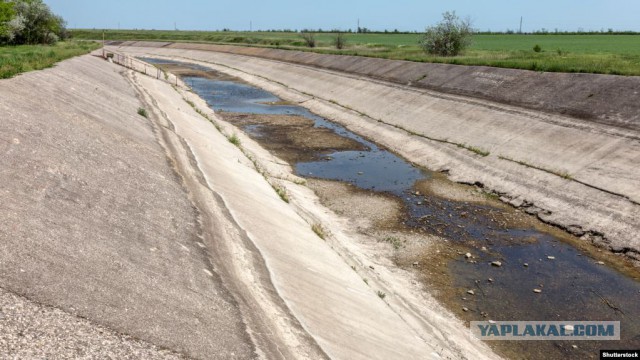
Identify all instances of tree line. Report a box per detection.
[0,0,67,45]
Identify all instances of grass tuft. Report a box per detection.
[137,107,148,118]
[311,223,326,239]
[381,236,404,250]
[457,143,490,156]
[272,185,290,203]
[228,133,241,146]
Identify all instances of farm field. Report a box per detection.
[71,29,640,75]
[0,41,101,79]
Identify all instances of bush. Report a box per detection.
[533,44,542,52]
[300,32,316,48]
[420,11,473,56]
[333,32,346,49]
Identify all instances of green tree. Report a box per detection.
[0,1,15,39]
[1,0,66,45]
[420,11,473,56]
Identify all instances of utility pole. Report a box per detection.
[357,18,360,33]
[250,20,252,32]
[174,22,177,31]
[519,16,523,33]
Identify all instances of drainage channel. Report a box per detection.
[145,58,640,360]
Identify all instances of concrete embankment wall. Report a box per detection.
[3,53,502,359]
[113,45,640,260]
[111,41,640,131]
[0,55,260,358]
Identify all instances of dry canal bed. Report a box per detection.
[146,58,640,360]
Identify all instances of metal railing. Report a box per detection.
[102,49,182,87]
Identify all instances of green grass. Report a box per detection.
[228,133,241,146]
[272,184,290,203]
[381,236,404,250]
[311,223,326,239]
[0,41,100,79]
[70,29,640,75]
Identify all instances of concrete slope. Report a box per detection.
[131,62,497,360]
[113,41,640,131]
[0,55,257,359]
[111,46,640,261]
[1,52,501,359]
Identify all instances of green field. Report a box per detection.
[71,29,640,75]
[0,41,101,79]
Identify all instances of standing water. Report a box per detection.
[145,58,640,359]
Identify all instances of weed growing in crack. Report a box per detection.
[458,144,490,156]
[311,223,326,239]
[228,133,241,146]
[272,185,290,203]
[137,108,148,118]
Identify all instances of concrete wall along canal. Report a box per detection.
[110,44,640,260]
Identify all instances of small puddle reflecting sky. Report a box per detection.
[144,58,640,359]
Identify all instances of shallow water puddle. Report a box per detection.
[145,58,640,359]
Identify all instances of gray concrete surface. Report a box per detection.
[0,55,256,359]
[131,69,497,360]
[0,286,184,359]
[112,46,640,260]
[111,41,640,131]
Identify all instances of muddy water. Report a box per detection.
[146,58,640,359]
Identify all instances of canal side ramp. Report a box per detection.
[0,54,258,358]
[111,45,640,262]
[0,53,501,358]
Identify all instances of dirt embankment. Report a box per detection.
[111,41,640,131]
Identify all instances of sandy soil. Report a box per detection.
[220,112,365,163]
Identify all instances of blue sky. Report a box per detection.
[45,1,640,32]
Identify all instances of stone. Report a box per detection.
[491,261,502,267]
[465,253,472,259]
[467,290,475,295]
[462,307,469,312]
[533,289,542,293]
[547,256,556,260]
